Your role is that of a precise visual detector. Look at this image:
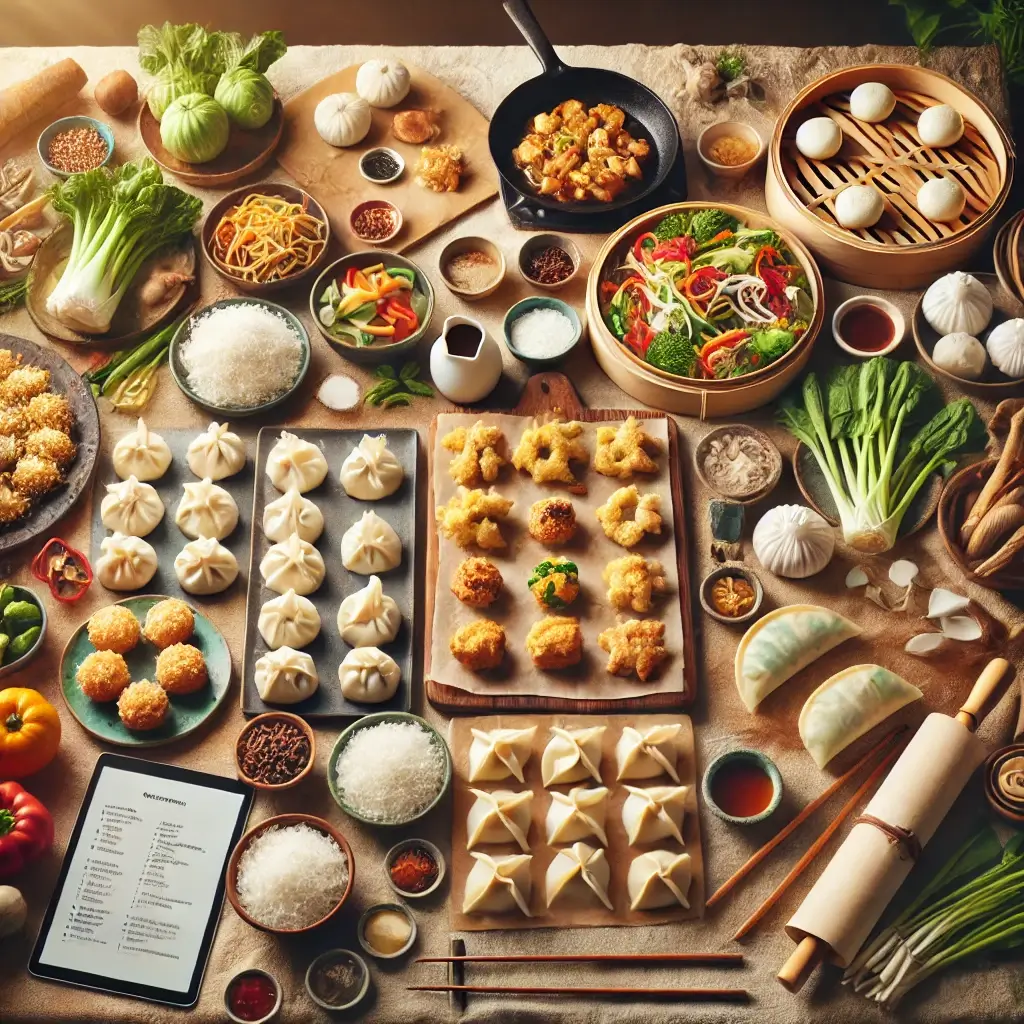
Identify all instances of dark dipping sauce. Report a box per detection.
[839,303,895,353]
[446,322,483,358]
[362,150,401,181]
[711,758,775,819]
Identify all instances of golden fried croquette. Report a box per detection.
[25,428,76,469]
[451,557,504,607]
[528,558,580,609]
[0,407,30,438]
[26,392,73,433]
[87,604,141,654]
[0,366,50,403]
[77,650,131,702]
[511,418,589,485]
[0,435,20,470]
[0,349,22,381]
[595,485,663,547]
[156,643,208,695]
[143,598,195,649]
[594,416,662,479]
[525,615,582,669]
[0,486,29,524]
[117,680,169,731]
[442,420,507,486]
[603,554,667,613]
[436,487,514,549]
[11,455,61,497]
[528,497,577,544]
[598,618,668,681]
[450,619,506,670]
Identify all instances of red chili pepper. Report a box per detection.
[0,781,53,878]
[31,538,92,603]
[632,231,658,262]
[624,319,655,356]
[600,280,620,302]
[758,265,792,318]
[651,236,696,264]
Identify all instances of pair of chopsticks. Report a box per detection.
[705,727,908,940]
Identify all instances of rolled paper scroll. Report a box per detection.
[998,755,1024,806]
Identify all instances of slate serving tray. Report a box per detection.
[90,426,254,603]
[241,427,418,719]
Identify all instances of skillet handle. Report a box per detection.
[503,0,567,75]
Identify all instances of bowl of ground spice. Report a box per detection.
[384,837,446,899]
[697,121,764,180]
[235,711,315,791]
[517,232,581,291]
[439,236,505,299]
[38,116,114,178]
[350,199,403,245]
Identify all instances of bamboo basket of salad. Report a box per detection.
[586,202,824,417]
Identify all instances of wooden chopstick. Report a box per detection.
[410,984,750,1002]
[417,953,743,965]
[705,727,906,911]
[731,740,905,941]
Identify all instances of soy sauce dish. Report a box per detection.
[702,749,783,825]
[833,296,905,358]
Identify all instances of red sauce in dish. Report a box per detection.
[711,759,775,818]
[228,973,277,1021]
[839,303,895,353]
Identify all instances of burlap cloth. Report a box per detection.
[0,42,1021,1024]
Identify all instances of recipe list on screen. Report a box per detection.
[38,765,246,993]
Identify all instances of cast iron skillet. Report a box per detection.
[489,0,680,214]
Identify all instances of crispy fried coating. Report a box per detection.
[451,557,504,607]
[26,392,73,433]
[0,435,19,471]
[117,680,169,731]
[598,618,668,681]
[0,407,29,438]
[450,619,506,670]
[594,416,662,479]
[528,497,577,544]
[87,605,141,654]
[511,418,588,485]
[0,349,22,381]
[0,366,50,404]
[0,485,29,524]
[156,643,208,695]
[528,558,580,609]
[603,554,667,613]
[595,485,662,547]
[25,427,76,468]
[77,650,131,702]
[143,598,195,649]
[416,145,463,192]
[436,487,514,549]
[525,615,582,669]
[442,420,506,486]
[11,455,60,497]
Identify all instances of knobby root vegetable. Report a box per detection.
[0,59,87,152]
[961,404,1024,545]
[94,70,138,116]
[965,503,1024,559]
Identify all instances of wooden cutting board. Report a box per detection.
[276,63,498,253]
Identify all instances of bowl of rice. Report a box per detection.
[328,712,452,827]
[226,813,354,934]
[169,297,310,417]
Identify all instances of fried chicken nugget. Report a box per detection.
[436,487,514,549]
[525,615,583,669]
[512,419,588,485]
[603,554,667,613]
[117,680,169,731]
[598,618,668,681]
[595,486,662,547]
[442,420,506,486]
[451,557,503,607]
[450,619,506,670]
[528,497,577,544]
[594,416,662,479]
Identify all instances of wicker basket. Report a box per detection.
[766,64,1014,289]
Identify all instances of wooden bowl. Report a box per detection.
[693,424,782,503]
[226,813,355,934]
[766,64,1013,288]
[200,182,330,295]
[938,458,1024,590]
[984,744,1024,825]
[913,272,1024,394]
[234,711,315,791]
[699,566,764,626]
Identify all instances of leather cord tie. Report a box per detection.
[853,814,922,862]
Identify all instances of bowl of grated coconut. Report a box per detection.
[169,297,311,416]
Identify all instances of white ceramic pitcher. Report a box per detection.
[429,314,503,404]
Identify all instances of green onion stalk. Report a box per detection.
[0,275,28,313]
[84,316,181,412]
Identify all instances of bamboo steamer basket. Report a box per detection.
[766,64,1014,289]
[586,201,824,417]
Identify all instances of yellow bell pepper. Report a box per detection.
[359,323,396,337]
[0,688,60,780]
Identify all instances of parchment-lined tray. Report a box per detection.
[449,713,704,932]
[91,426,253,603]
[241,428,418,719]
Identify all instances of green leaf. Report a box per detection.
[381,392,411,408]
[399,361,420,381]
[403,379,435,397]
[363,380,400,406]
[375,364,397,380]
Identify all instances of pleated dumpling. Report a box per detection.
[735,604,862,712]
[112,418,172,481]
[174,537,238,595]
[254,646,319,704]
[462,852,533,917]
[338,647,401,704]
[340,433,404,500]
[260,533,325,596]
[799,664,922,768]
[96,532,158,591]
[341,510,402,574]
[187,421,245,480]
[468,726,537,783]
[541,726,605,787]
[336,575,401,647]
[627,850,692,911]
[545,786,609,846]
[615,724,682,782]
[621,785,688,846]
[265,431,328,493]
[258,589,321,649]
[174,479,239,540]
[263,487,324,544]
[545,842,612,910]
[466,789,533,852]
[100,476,164,537]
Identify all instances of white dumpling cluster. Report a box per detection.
[174,536,238,595]
[341,510,402,574]
[265,431,329,493]
[254,646,319,704]
[339,434,404,500]
[258,588,321,650]
[96,532,158,591]
[263,487,324,544]
[175,479,239,541]
[260,533,325,596]
[187,421,245,480]
[100,476,164,537]
[112,418,172,482]
[337,574,401,647]
[338,646,401,704]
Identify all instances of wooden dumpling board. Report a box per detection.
[424,373,698,715]
[276,63,498,253]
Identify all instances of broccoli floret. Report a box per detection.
[716,51,746,82]
[652,212,689,242]
[735,227,780,249]
[646,330,696,377]
[749,328,796,365]
[690,209,739,245]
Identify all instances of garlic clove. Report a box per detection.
[939,615,983,642]
[888,559,919,587]
[846,566,869,588]
[927,587,970,619]
[905,633,945,656]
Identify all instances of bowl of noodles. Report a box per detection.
[201,182,331,295]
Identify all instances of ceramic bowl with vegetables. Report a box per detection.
[310,253,434,366]
[0,585,47,678]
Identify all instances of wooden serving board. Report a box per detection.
[276,63,498,253]
[424,373,697,715]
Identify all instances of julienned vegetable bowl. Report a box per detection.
[586,201,824,418]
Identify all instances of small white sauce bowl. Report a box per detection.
[358,147,405,185]
[697,121,764,179]
[832,295,906,358]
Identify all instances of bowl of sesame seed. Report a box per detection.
[38,116,114,178]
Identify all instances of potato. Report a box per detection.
[94,70,137,117]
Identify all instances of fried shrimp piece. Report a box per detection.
[594,416,662,479]
[442,420,506,486]
[511,418,588,485]
[603,554,667,613]
[525,615,583,669]
[436,487,514,550]
[24,427,76,469]
[0,435,20,471]
[0,406,29,438]
[0,349,22,381]
[528,497,577,544]
[451,557,503,607]
[77,650,131,702]
[11,455,61,497]
[0,366,50,404]
[595,485,663,547]
[117,680,169,731]
[528,558,580,610]
[451,619,506,671]
[598,618,668,681]
[87,605,141,654]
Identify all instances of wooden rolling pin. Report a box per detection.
[0,59,87,154]
[776,657,1011,994]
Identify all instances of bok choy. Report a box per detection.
[779,356,985,553]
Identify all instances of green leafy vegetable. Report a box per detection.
[703,245,755,274]
[748,327,796,365]
[0,276,28,314]
[690,208,739,245]
[160,92,230,163]
[652,211,689,241]
[84,316,181,411]
[646,330,696,377]
[215,68,274,130]
[215,31,287,74]
[363,361,434,408]
[716,50,747,82]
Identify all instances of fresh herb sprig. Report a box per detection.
[0,276,28,314]
[716,51,747,82]
[363,361,435,408]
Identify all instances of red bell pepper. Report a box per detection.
[600,280,620,302]
[0,781,53,878]
[632,231,658,262]
[624,318,655,356]
[700,329,749,376]
[683,266,726,305]
[651,235,696,264]
[31,538,91,603]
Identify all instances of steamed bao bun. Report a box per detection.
[918,104,964,148]
[835,184,884,229]
[796,117,842,161]
[849,82,896,123]
[917,177,966,223]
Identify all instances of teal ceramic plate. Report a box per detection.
[60,595,231,748]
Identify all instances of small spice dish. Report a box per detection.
[350,199,403,245]
[384,837,446,899]
[693,424,782,504]
[305,948,370,1012]
[702,748,783,825]
[697,121,764,180]
[358,902,418,959]
[503,295,583,369]
[517,232,581,291]
[833,295,906,358]
[359,147,405,185]
[234,711,315,791]
[224,969,282,1024]
[37,116,114,178]
[699,566,763,626]
[439,236,506,300]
